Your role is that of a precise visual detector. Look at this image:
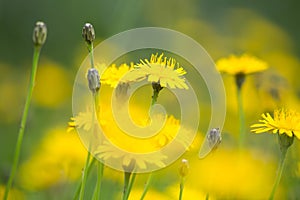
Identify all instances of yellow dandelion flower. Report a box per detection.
[95,141,167,170]
[69,103,190,151]
[33,60,71,107]
[216,54,268,75]
[67,107,97,132]
[100,63,135,88]
[187,149,275,199]
[19,128,86,190]
[70,101,192,171]
[251,108,300,139]
[133,53,188,89]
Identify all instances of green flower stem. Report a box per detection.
[140,83,162,200]
[92,161,104,200]
[237,85,246,149]
[3,46,41,200]
[151,90,159,106]
[140,173,152,200]
[79,148,91,200]
[125,172,136,200]
[89,44,95,69]
[73,157,96,200]
[123,172,131,200]
[79,93,97,200]
[179,177,185,200]
[269,148,288,200]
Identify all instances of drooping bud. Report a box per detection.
[87,68,100,93]
[33,21,47,47]
[178,159,189,178]
[82,23,95,45]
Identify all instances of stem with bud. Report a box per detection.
[3,21,46,200]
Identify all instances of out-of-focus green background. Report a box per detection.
[1,0,300,199]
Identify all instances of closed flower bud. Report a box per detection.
[208,128,222,150]
[33,21,47,47]
[82,23,95,45]
[87,68,100,93]
[178,159,189,178]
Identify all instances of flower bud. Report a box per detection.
[87,68,100,93]
[178,159,189,178]
[32,21,47,47]
[82,23,95,45]
[208,128,222,150]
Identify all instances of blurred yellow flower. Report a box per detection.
[95,141,167,170]
[133,53,188,89]
[100,63,135,88]
[127,188,169,200]
[0,185,24,200]
[251,108,300,139]
[216,54,268,75]
[70,101,191,170]
[187,149,275,199]
[70,104,188,152]
[33,60,71,107]
[167,183,208,200]
[67,107,96,132]
[19,128,86,190]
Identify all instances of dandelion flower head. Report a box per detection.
[251,108,300,139]
[95,141,167,170]
[100,63,134,88]
[69,103,191,171]
[67,107,96,132]
[133,53,189,89]
[216,54,268,75]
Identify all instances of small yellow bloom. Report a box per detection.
[251,108,300,139]
[133,53,189,89]
[216,54,268,75]
[100,63,135,88]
